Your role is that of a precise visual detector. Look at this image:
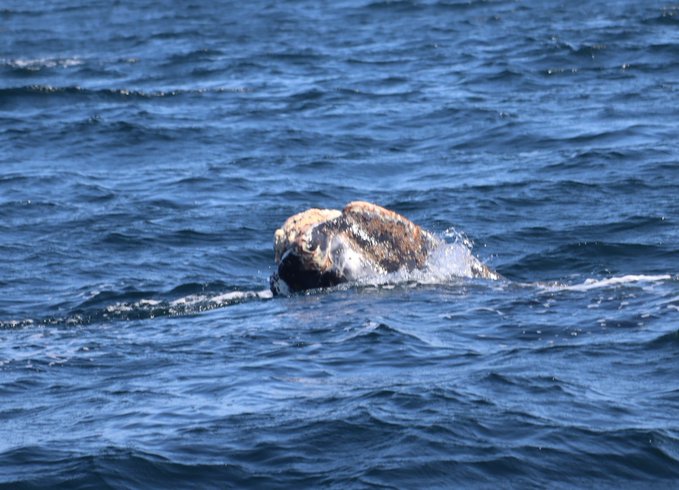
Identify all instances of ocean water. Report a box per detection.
[1,0,678,487]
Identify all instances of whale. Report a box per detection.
[269,201,498,295]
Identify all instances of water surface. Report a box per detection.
[1,1,678,488]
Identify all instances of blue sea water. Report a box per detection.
[1,0,679,487]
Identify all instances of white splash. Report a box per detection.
[354,237,497,288]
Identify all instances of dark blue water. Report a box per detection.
[2,1,679,487]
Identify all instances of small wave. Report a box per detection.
[167,289,272,309]
[539,274,673,292]
[86,287,273,321]
[1,57,83,71]
[643,7,679,26]
[0,288,273,330]
[647,328,679,349]
[335,320,433,347]
[0,84,253,101]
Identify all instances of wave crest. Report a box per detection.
[0,288,273,330]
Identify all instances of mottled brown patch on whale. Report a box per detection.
[336,201,437,273]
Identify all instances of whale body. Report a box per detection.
[270,201,497,295]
